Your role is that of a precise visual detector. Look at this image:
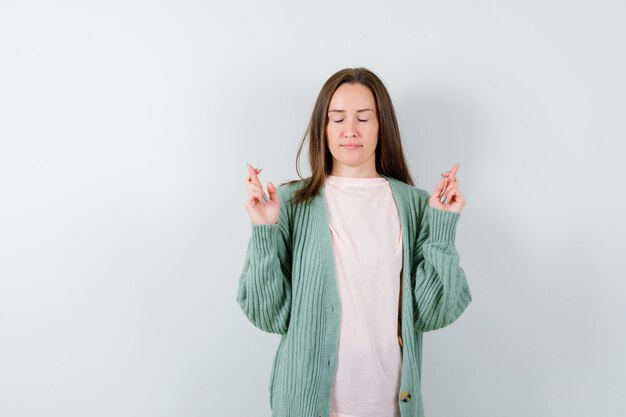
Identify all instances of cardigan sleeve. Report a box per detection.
[412,190,472,332]
[236,185,292,335]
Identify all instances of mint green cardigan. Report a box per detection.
[236,174,472,417]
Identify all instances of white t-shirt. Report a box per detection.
[324,174,404,417]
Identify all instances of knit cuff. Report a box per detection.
[427,206,461,243]
[250,222,279,254]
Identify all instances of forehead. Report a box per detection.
[328,83,376,111]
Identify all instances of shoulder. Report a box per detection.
[275,179,306,207]
[277,179,304,194]
[414,186,431,203]
[386,176,431,208]
[408,185,431,212]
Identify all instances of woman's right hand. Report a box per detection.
[244,162,280,225]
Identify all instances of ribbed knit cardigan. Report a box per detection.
[236,174,472,417]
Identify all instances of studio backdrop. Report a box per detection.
[0,1,624,416]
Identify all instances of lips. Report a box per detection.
[341,143,362,148]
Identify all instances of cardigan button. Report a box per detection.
[399,391,412,402]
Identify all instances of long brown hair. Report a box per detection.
[282,67,415,205]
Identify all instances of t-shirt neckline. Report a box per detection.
[325,174,389,187]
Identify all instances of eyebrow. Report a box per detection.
[328,109,375,113]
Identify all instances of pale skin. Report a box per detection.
[243,83,466,225]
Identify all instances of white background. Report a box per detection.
[1,1,625,416]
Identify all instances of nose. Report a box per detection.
[344,118,358,138]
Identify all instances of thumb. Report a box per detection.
[267,182,278,201]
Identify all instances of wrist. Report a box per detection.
[427,206,460,242]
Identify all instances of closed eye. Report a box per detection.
[332,119,369,123]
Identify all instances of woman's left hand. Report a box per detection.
[429,162,466,214]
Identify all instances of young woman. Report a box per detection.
[237,67,472,417]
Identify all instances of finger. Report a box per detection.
[245,181,263,197]
[246,162,258,180]
[246,163,264,190]
[266,181,278,202]
[441,163,458,177]
[439,176,449,198]
[442,183,451,204]
[249,189,266,205]
[252,183,270,202]
[249,187,264,200]
[246,191,262,208]
[433,177,447,198]
[246,163,262,174]
[445,184,457,202]
[249,183,264,194]
[448,163,459,183]
[247,163,261,184]
[447,188,465,206]
[444,178,458,192]
[450,187,467,206]
[456,189,466,204]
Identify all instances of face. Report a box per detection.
[326,83,380,176]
